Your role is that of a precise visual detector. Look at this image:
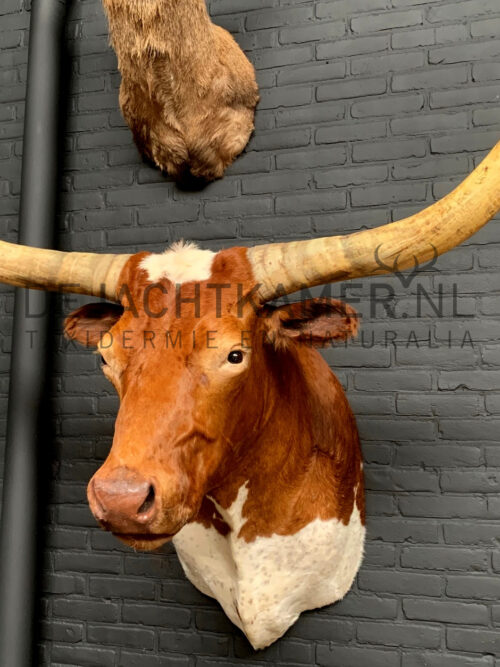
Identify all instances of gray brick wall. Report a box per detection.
[0,0,500,664]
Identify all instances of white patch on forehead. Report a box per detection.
[173,484,365,650]
[139,240,216,284]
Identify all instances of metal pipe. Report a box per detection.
[0,1,67,665]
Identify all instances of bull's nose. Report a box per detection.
[90,467,157,532]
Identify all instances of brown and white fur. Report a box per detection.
[102,0,259,181]
[65,242,365,649]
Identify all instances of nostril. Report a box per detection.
[90,469,157,530]
[137,484,155,516]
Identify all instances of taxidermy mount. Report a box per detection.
[101,0,259,181]
[0,145,499,647]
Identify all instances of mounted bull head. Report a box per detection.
[1,144,499,648]
[101,0,259,181]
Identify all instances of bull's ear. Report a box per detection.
[64,303,124,347]
[265,298,358,348]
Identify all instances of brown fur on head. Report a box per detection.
[102,0,259,182]
[63,247,362,550]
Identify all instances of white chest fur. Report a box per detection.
[172,485,365,649]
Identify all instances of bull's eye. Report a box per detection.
[100,355,107,366]
[227,350,244,364]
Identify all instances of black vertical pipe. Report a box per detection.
[0,1,67,665]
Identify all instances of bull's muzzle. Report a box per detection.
[88,466,157,535]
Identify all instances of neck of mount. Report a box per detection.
[104,0,215,63]
[207,346,359,538]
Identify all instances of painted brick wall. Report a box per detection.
[1,0,500,665]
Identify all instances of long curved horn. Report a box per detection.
[0,240,130,301]
[248,141,500,302]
